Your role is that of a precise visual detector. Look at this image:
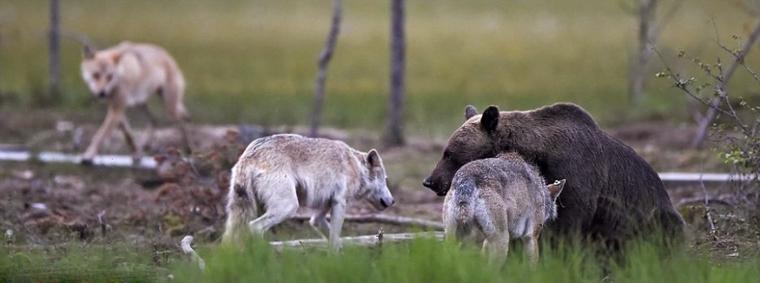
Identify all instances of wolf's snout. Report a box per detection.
[97,91,107,98]
[380,196,395,209]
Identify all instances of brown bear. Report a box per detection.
[423,103,684,247]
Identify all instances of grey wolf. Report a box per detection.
[443,152,564,262]
[222,134,395,249]
[80,41,190,164]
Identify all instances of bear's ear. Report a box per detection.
[82,44,96,60]
[367,149,382,168]
[547,179,566,201]
[480,105,500,133]
[464,105,478,120]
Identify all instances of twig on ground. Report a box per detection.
[699,162,717,237]
[180,236,206,271]
[97,210,108,237]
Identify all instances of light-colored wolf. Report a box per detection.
[80,41,190,164]
[443,152,565,263]
[222,134,395,249]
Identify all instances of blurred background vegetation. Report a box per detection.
[0,0,758,138]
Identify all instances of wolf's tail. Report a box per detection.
[453,178,477,224]
[221,164,259,243]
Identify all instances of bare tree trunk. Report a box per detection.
[48,0,60,100]
[383,0,406,147]
[692,21,760,148]
[309,0,342,138]
[629,0,657,105]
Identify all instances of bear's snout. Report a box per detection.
[422,177,434,189]
[423,177,448,196]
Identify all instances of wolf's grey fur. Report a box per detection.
[222,134,394,249]
[443,152,564,263]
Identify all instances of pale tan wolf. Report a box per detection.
[80,41,190,164]
[443,152,565,263]
[222,134,395,249]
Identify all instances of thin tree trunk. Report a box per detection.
[48,0,60,100]
[692,21,760,148]
[383,0,406,147]
[629,0,657,105]
[309,0,342,137]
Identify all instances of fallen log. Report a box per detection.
[180,231,444,270]
[291,214,444,230]
[269,231,444,250]
[0,150,156,169]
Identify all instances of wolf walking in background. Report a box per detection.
[80,41,190,164]
[222,134,395,250]
[443,152,564,263]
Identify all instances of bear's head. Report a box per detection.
[423,105,504,196]
[423,103,596,196]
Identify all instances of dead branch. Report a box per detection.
[652,0,684,41]
[269,231,444,250]
[48,0,60,98]
[675,194,734,208]
[383,0,407,146]
[653,47,732,116]
[309,0,342,137]
[692,20,760,148]
[180,236,206,271]
[292,213,444,230]
[629,0,683,104]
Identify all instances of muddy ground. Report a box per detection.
[1,117,758,264]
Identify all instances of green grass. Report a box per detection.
[1,0,760,138]
[0,244,159,282]
[166,238,760,283]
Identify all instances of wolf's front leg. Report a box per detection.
[328,199,346,250]
[523,236,539,265]
[118,116,143,165]
[82,106,124,164]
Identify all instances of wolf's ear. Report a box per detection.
[82,45,96,60]
[464,105,478,120]
[367,149,382,167]
[547,179,566,201]
[481,105,500,133]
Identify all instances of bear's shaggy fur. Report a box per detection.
[423,103,684,246]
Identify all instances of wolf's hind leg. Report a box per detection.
[138,104,157,151]
[478,204,510,264]
[222,185,257,244]
[161,80,192,153]
[248,179,299,235]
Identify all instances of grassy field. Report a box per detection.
[1,0,759,138]
[172,239,760,283]
[4,238,758,282]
